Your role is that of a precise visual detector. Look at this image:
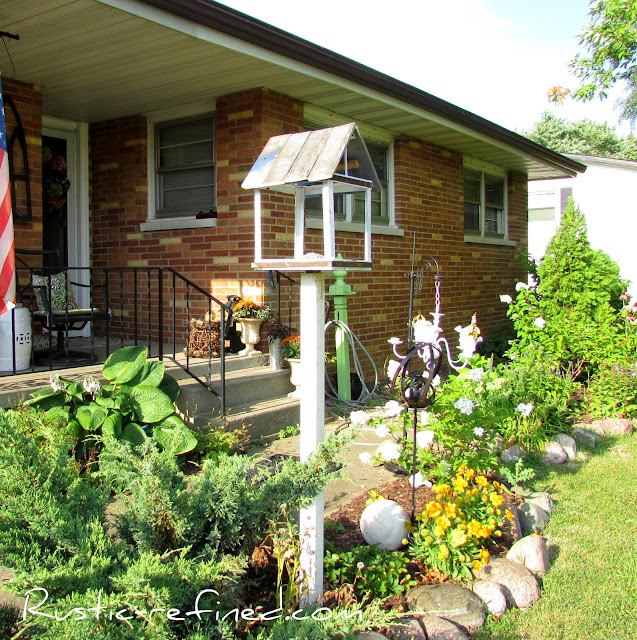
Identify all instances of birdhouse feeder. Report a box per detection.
[241,122,379,272]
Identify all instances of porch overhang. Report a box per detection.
[0,0,585,180]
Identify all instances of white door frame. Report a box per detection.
[42,116,90,333]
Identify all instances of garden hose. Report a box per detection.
[324,319,379,414]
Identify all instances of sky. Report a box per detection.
[216,0,632,136]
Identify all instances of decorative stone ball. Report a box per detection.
[359,499,410,550]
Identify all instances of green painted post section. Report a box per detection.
[328,253,355,401]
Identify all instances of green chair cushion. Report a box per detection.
[31,273,78,312]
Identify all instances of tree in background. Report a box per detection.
[525,112,637,159]
[553,0,637,122]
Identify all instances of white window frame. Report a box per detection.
[303,105,401,236]
[463,157,515,246]
[141,102,218,232]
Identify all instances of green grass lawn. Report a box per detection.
[474,434,637,640]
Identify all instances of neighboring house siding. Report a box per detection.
[529,156,637,295]
[3,78,43,253]
[89,87,526,364]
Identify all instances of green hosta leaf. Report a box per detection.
[43,406,71,425]
[128,361,165,388]
[23,387,64,408]
[155,414,188,430]
[120,423,147,447]
[129,385,174,424]
[153,425,198,455]
[159,373,180,403]
[95,395,116,409]
[101,413,123,439]
[65,419,82,440]
[75,406,93,431]
[65,381,84,400]
[103,346,148,384]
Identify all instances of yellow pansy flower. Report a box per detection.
[475,475,488,488]
[490,492,504,507]
[472,560,482,572]
[467,520,483,537]
[452,476,469,493]
[445,503,458,519]
[436,515,452,530]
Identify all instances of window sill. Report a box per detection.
[140,218,217,232]
[305,218,404,237]
[464,234,516,247]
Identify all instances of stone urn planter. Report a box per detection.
[237,318,263,356]
[286,357,302,398]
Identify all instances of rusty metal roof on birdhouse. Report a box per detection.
[242,122,381,191]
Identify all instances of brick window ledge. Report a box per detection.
[140,218,218,232]
[464,234,516,247]
[305,218,404,237]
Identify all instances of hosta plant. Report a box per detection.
[409,466,512,580]
[23,345,197,458]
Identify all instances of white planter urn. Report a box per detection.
[237,318,263,356]
[286,357,302,398]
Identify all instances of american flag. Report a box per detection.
[0,73,15,315]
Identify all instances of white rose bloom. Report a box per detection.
[374,423,391,438]
[500,294,513,304]
[473,426,485,438]
[350,410,371,426]
[379,442,401,461]
[416,429,435,448]
[534,317,546,329]
[384,400,403,417]
[515,282,529,291]
[454,397,476,416]
[515,402,534,417]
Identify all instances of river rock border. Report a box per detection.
[357,424,615,640]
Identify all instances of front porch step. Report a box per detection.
[214,396,300,439]
[176,364,295,423]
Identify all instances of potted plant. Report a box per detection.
[232,300,273,356]
[281,335,301,397]
[267,322,291,371]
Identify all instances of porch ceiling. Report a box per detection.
[0,0,582,179]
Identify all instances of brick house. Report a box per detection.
[2,0,585,373]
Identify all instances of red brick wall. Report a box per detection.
[3,78,43,253]
[89,87,527,363]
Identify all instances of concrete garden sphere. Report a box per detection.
[359,499,410,550]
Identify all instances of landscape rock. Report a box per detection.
[474,558,540,610]
[500,444,525,464]
[518,501,550,534]
[542,440,567,465]
[506,534,550,576]
[420,614,470,640]
[360,499,409,551]
[471,580,508,617]
[406,583,485,629]
[524,491,554,515]
[588,418,633,436]
[553,433,578,460]
[488,436,505,454]
[572,427,602,447]
[386,617,428,640]
[355,633,390,640]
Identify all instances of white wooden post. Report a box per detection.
[364,187,372,263]
[299,271,325,607]
[322,180,336,261]
[254,189,262,262]
[294,186,305,260]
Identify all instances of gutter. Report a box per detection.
[138,0,586,177]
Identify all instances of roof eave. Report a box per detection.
[136,0,586,178]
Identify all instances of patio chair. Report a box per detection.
[15,248,112,360]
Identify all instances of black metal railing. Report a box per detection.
[268,270,300,332]
[6,265,232,416]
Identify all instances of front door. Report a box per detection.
[42,119,90,330]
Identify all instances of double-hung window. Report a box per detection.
[464,161,507,238]
[155,114,215,219]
